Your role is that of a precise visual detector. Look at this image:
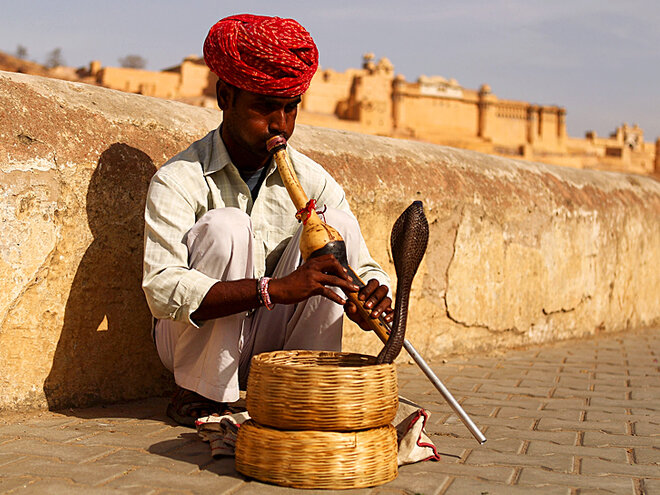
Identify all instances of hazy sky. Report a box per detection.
[2,0,659,139]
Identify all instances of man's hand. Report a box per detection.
[344,278,394,331]
[268,254,359,306]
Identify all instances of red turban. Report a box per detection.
[203,14,319,97]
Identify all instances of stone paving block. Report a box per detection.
[536,417,628,435]
[0,457,129,485]
[432,404,496,420]
[581,457,660,477]
[0,437,115,463]
[628,377,660,387]
[0,423,89,443]
[396,461,514,483]
[633,420,660,436]
[468,416,536,430]
[526,440,628,463]
[630,388,660,400]
[102,466,244,494]
[443,477,570,494]
[386,462,450,494]
[517,468,634,492]
[460,436,524,454]
[644,478,660,494]
[464,449,572,472]
[71,428,197,451]
[0,476,36,492]
[583,431,659,448]
[16,479,154,494]
[65,419,170,436]
[491,385,556,398]
[98,447,206,475]
[551,390,626,402]
[0,450,26,466]
[497,406,582,421]
[485,426,578,445]
[634,447,660,465]
[584,410,655,422]
[427,436,472,458]
[461,396,546,410]
[0,414,78,429]
[230,483,369,495]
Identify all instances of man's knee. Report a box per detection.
[187,208,253,270]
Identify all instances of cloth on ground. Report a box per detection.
[195,396,440,466]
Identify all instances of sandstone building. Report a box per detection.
[7,49,657,175]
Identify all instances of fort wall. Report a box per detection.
[1,71,658,412]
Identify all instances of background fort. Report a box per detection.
[88,54,660,176]
[2,49,658,176]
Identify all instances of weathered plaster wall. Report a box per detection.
[1,71,658,412]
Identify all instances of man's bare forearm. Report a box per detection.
[191,279,260,322]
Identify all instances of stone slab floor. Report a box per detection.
[0,327,658,494]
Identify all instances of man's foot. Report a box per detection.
[166,387,230,427]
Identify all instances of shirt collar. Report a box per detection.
[203,126,233,176]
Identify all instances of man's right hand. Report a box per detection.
[268,254,359,306]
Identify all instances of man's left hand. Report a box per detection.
[344,279,394,330]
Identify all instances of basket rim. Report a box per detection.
[251,350,394,371]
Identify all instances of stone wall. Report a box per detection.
[1,71,658,412]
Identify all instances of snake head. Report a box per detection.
[377,201,429,364]
[390,201,429,283]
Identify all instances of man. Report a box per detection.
[142,14,393,426]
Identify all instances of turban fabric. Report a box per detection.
[203,14,319,97]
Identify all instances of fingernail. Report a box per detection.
[365,301,372,308]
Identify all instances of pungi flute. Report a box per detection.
[267,136,487,444]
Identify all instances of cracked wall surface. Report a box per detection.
[1,71,659,412]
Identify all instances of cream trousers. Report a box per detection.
[154,207,362,403]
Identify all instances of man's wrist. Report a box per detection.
[257,276,274,310]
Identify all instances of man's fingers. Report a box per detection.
[317,274,358,295]
[358,279,380,302]
[309,254,351,280]
[319,286,347,305]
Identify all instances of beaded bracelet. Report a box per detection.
[258,276,274,311]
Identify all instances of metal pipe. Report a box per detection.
[403,339,487,444]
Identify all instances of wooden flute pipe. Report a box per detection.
[266,136,390,342]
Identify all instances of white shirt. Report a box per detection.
[142,127,389,326]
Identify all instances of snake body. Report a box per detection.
[376,201,429,365]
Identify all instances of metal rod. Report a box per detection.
[403,339,487,444]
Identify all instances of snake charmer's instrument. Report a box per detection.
[266,135,486,444]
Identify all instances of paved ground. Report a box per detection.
[0,328,658,494]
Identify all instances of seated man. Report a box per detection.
[142,14,393,426]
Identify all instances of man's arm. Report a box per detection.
[191,254,359,321]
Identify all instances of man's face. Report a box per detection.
[219,82,301,170]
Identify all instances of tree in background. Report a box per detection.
[45,48,64,68]
[118,55,147,69]
[15,45,28,60]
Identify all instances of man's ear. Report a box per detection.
[216,79,233,111]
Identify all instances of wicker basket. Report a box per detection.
[246,350,398,431]
[235,420,398,489]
